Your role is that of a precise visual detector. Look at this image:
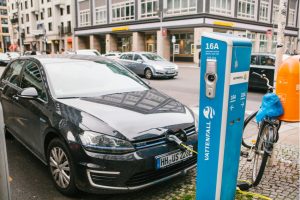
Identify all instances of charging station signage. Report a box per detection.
[196,33,252,200]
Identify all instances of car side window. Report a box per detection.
[133,54,143,61]
[251,55,257,65]
[127,54,133,60]
[120,54,128,60]
[260,56,275,66]
[1,60,24,86]
[20,61,48,101]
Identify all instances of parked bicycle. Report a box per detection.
[241,72,283,187]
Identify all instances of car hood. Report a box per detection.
[56,89,194,141]
[147,60,177,68]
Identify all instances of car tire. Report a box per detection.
[47,138,78,196]
[144,68,153,79]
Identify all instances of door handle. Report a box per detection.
[12,95,19,101]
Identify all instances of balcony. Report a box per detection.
[54,0,65,8]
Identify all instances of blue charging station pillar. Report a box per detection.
[196,33,252,200]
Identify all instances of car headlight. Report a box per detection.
[79,131,135,154]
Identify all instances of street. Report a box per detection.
[2,65,266,200]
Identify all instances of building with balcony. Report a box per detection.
[74,0,300,63]
[8,0,75,53]
[0,0,10,52]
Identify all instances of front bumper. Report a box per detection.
[70,134,197,194]
[153,70,178,77]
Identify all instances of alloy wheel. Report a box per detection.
[49,147,71,189]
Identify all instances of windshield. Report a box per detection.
[142,53,165,61]
[44,60,149,99]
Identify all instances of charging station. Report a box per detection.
[196,33,252,200]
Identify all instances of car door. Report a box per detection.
[121,54,136,73]
[13,60,49,157]
[133,54,146,75]
[0,60,24,134]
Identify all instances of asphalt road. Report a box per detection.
[1,65,264,200]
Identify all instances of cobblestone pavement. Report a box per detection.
[116,144,299,200]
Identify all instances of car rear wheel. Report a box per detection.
[47,138,78,196]
[144,68,153,79]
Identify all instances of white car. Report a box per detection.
[104,52,121,59]
[75,49,101,56]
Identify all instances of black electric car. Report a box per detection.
[0,55,197,195]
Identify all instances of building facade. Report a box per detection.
[0,0,10,52]
[74,0,300,63]
[7,0,76,53]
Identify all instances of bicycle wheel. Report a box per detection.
[251,122,271,187]
[242,111,258,149]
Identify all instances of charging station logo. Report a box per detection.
[203,106,215,119]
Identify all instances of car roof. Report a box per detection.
[18,54,113,65]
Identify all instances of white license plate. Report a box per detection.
[155,147,193,169]
[167,69,175,74]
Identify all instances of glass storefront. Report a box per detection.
[145,34,157,53]
[170,33,194,62]
[117,35,132,52]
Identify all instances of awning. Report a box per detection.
[67,37,72,43]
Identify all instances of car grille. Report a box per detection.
[132,126,196,150]
[126,156,197,187]
[89,171,119,186]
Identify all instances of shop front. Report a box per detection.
[170,32,194,62]
[117,34,132,52]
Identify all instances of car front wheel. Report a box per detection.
[47,138,78,196]
[144,68,153,79]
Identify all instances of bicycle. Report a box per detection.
[240,72,282,187]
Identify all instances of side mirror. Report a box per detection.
[18,87,38,99]
[137,59,144,63]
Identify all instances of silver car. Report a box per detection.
[118,52,178,79]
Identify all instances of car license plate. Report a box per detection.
[155,147,193,169]
[167,69,175,74]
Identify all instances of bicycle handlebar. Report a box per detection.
[252,72,274,91]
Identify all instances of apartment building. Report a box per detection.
[8,0,75,53]
[0,0,10,52]
[74,0,300,63]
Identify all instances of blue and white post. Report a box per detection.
[196,33,252,200]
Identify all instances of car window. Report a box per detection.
[20,61,48,101]
[142,53,164,61]
[1,60,24,86]
[120,54,127,59]
[260,55,275,66]
[133,54,143,61]
[251,55,257,65]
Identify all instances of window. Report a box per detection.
[31,0,33,7]
[134,54,143,61]
[67,5,70,14]
[95,5,107,24]
[251,55,258,65]
[79,0,91,26]
[2,60,24,86]
[259,0,270,22]
[26,14,29,22]
[48,22,52,31]
[210,0,233,16]
[111,0,135,22]
[237,0,256,19]
[26,27,30,34]
[166,0,196,16]
[260,55,275,66]
[11,3,14,10]
[20,61,47,101]
[2,27,9,33]
[60,8,63,15]
[0,9,7,15]
[41,0,44,4]
[1,18,8,24]
[288,0,298,27]
[121,54,133,60]
[25,1,28,9]
[140,0,158,19]
[259,34,267,53]
[41,12,44,20]
[48,8,52,17]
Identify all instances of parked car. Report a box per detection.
[248,53,290,91]
[0,53,10,66]
[6,52,21,59]
[118,52,178,79]
[24,51,42,56]
[76,49,101,56]
[104,52,121,59]
[0,55,197,195]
